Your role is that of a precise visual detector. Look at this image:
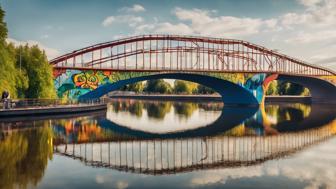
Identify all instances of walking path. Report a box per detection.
[0,103,107,117]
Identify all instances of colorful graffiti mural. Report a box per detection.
[54,69,149,99]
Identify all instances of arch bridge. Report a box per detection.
[51,35,336,105]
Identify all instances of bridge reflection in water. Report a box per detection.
[54,122,335,175]
[1,100,336,178]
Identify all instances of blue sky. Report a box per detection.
[1,0,335,70]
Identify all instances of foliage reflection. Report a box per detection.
[0,122,53,189]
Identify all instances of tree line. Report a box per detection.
[121,79,216,95]
[122,79,310,96]
[0,6,56,98]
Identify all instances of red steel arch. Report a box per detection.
[50,35,336,76]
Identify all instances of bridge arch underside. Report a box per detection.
[79,73,259,105]
[276,75,336,104]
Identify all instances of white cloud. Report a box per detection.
[281,0,336,28]
[264,19,278,29]
[171,7,267,37]
[102,15,144,27]
[119,4,145,13]
[154,22,194,35]
[116,181,129,189]
[190,174,223,186]
[285,30,336,43]
[102,16,115,27]
[6,38,60,59]
[299,0,323,7]
[280,12,312,28]
[133,7,279,38]
[135,24,155,33]
[95,175,105,184]
[41,34,49,39]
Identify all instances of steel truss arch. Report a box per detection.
[50,35,336,76]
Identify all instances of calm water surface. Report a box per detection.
[0,99,335,189]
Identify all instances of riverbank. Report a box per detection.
[108,94,312,103]
[0,103,107,117]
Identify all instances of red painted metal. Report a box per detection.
[50,35,336,76]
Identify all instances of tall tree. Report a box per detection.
[0,6,7,44]
[120,82,144,93]
[174,80,197,94]
[0,6,18,97]
[19,45,56,98]
[197,84,216,94]
[144,79,173,94]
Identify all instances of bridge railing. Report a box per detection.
[0,98,106,110]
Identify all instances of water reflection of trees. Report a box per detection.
[128,101,143,117]
[174,102,198,118]
[264,103,311,124]
[145,102,172,119]
[227,103,314,136]
[198,103,223,111]
[109,100,143,117]
[0,122,53,189]
[109,100,223,120]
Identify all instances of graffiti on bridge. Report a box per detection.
[54,69,276,102]
[54,69,149,99]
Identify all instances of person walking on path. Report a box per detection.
[1,90,10,109]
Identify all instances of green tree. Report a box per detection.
[266,80,278,95]
[0,6,19,97]
[120,82,144,93]
[277,81,307,96]
[18,45,56,98]
[0,43,18,97]
[144,79,173,94]
[197,84,216,94]
[0,6,7,44]
[286,83,305,95]
[174,80,198,94]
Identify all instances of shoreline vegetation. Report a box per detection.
[0,6,55,99]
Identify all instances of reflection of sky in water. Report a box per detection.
[187,138,336,189]
[106,102,222,134]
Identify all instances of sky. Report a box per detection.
[1,0,335,71]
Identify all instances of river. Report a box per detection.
[0,99,335,189]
